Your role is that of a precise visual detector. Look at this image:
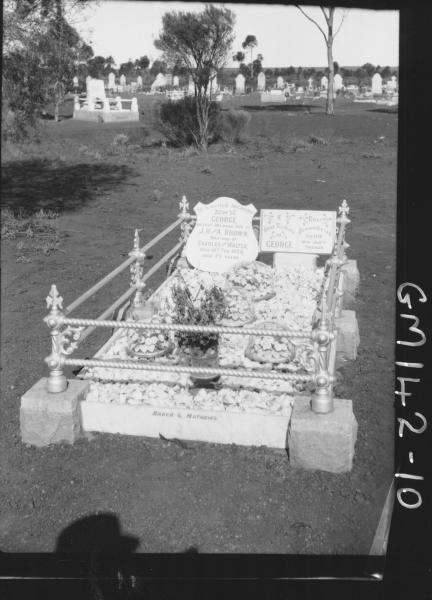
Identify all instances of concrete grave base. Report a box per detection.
[335,309,360,362]
[288,397,357,473]
[73,109,139,123]
[20,378,89,447]
[80,401,292,449]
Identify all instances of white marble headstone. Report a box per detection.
[334,74,343,91]
[277,76,284,89]
[188,76,195,95]
[371,73,382,94]
[185,197,259,272]
[235,73,245,94]
[321,76,328,89]
[86,78,106,101]
[137,75,143,87]
[257,72,266,91]
[173,75,179,87]
[108,72,115,89]
[73,76,78,88]
[120,74,126,86]
[151,72,167,90]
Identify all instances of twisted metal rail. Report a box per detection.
[60,317,312,339]
[65,357,315,382]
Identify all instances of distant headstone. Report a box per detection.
[257,71,266,91]
[277,76,284,89]
[321,76,328,90]
[188,76,195,95]
[334,74,343,91]
[210,75,218,95]
[165,73,173,86]
[120,74,126,86]
[261,90,285,103]
[308,77,314,89]
[86,78,106,102]
[108,72,115,90]
[387,75,397,92]
[137,75,143,88]
[259,209,336,255]
[151,72,167,90]
[73,76,78,89]
[297,86,304,94]
[173,75,179,87]
[185,197,259,272]
[235,73,245,94]
[371,72,382,95]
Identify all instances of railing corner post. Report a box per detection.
[44,284,68,393]
[129,229,146,308]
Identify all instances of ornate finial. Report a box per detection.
[338,199,351,225]
[46,284,63,313]
[179,195,189,217]
[129,229,145,261]
[320,293,327,323]
[133,228,140,251]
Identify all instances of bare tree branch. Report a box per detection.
[334,9,350,39]
[295,5,328,42]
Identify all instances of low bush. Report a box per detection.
[219,109,251,146]
[154,97,221,148]
[308,135,328,146]
[1,207,61,257]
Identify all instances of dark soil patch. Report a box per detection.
[0,100,396,554]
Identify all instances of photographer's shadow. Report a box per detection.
[56,513,139,597]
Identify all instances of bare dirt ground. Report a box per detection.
[1,96,397,554]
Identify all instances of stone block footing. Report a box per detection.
[20,378,89,447]
[335,309,360,362]
[288,397,358,473]
[341,259,360,302]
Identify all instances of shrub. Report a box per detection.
[219,109,251,146]
[154,96,221,148]
[108,133,129,156]
[308,135,328,146]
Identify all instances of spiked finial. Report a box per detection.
[179,195,189,217]
[46,284,63,312]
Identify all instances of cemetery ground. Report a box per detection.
[1,96,396,554]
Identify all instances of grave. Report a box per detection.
[257,72,266,91]
[151,72,167,91]
[173,75,179,87]
[276,76,284,89]
[261,90,286,103]
[73,77,139,123]
[334,74,343,92]
[235,73,245,95]
[20,198,359,472]
[188,76,195,96]
[108,72,115,91]
[371,73,382,95]
[321,76,328,90]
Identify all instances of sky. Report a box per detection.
[73,2,399,69]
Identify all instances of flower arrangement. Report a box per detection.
[245,320,295,364]
[128,314,173,358]
[227,261,274,300]
[220,288,254,325]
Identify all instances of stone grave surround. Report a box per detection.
[73,78,139,122]
[20,197,360,473]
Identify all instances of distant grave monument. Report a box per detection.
[185,197,259,272]
[73,76,78,90]
[151,72,167,91]
[74,77,139,123]
[321,76,328,90]
[137,75,143,88]
[334,74,343,91]
[165,73,173,86]
[257,72,266,91]
[120,74,126,87]
[235,73,245,94]
[173,75,179,87]
[386,75,397,93]
[108,72,115,91]
[261,89,285,103]
[277,76,284,89]
[371,73,382,95]
[188,76,195,96]
[308,77,314,89]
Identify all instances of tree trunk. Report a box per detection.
[326,9,335,116]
